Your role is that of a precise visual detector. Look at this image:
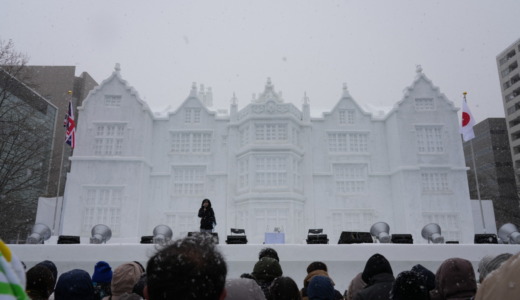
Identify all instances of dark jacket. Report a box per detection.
[198,200,216,230]
[355,273,394,300]
[390,271,429,300]
[355,253,394,300]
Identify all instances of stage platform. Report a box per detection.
[10,243,520,292]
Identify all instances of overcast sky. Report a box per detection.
[1,0,519,122]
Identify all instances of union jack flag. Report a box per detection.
[64,100,76,148]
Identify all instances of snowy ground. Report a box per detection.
[10,243,520,293]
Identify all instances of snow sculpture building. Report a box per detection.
[61,64,475,244]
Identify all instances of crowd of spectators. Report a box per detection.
[1,237,519,300]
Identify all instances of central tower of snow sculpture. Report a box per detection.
[61,65,474,243]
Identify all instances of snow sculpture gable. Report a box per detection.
[81,63,152,114]
[392,65,457,116]
[168,82,217,124]
[325,83,372,125]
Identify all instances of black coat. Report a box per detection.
[198,207,216,230]
[354,273,395,300]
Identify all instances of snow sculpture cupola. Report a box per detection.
[254,77,284,103]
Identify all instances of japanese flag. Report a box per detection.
[460,99,476,142]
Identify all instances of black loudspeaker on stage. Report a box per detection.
[391,234,414,244]
[57,235,80,244]
[338,231,373,244]
[140,236,154,244]
[474,234,498,244]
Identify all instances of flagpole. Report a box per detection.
[53,90,73,234]
[53,141,66,233]
[464,92,486,232]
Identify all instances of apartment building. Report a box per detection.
[497,38,520,188]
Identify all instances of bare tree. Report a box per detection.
[0,39,56,243]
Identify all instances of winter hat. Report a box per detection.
[92,261,113,283]
[252,257,283,282]
[411,264,435,291]
[0,239,29,300]
[26,264,55,299]
[36,260,58,287]
[390,271,429,300]
[54,269,95,300]
[307,261,328,273]
[307,275,334,300]
[361,253,393,283]
[479,253,512,282]
[435,257,477,300]
[225,278,266,300]
[258,247,280,262]
[110,262,144,297]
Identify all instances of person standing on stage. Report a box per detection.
[198,198,216,233]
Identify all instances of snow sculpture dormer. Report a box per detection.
[254,77,284,103]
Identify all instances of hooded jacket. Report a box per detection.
[355,253,394,300]
[435,258,477,300]
[54,269,95,300]
[102,262,144,300]
[26,265,55,300]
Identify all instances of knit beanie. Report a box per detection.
[36,260,58,287]
[361,253,393,283]
[111,262,143,297]
[390,271,429,300]
[92,261,113,283]
[251,257,283,282]
[26,264,55,299]
[479,253,513,282]
[307,275,334,300]
[0,239,29,300]
[411,264,435,291]
[54,269,95,300]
